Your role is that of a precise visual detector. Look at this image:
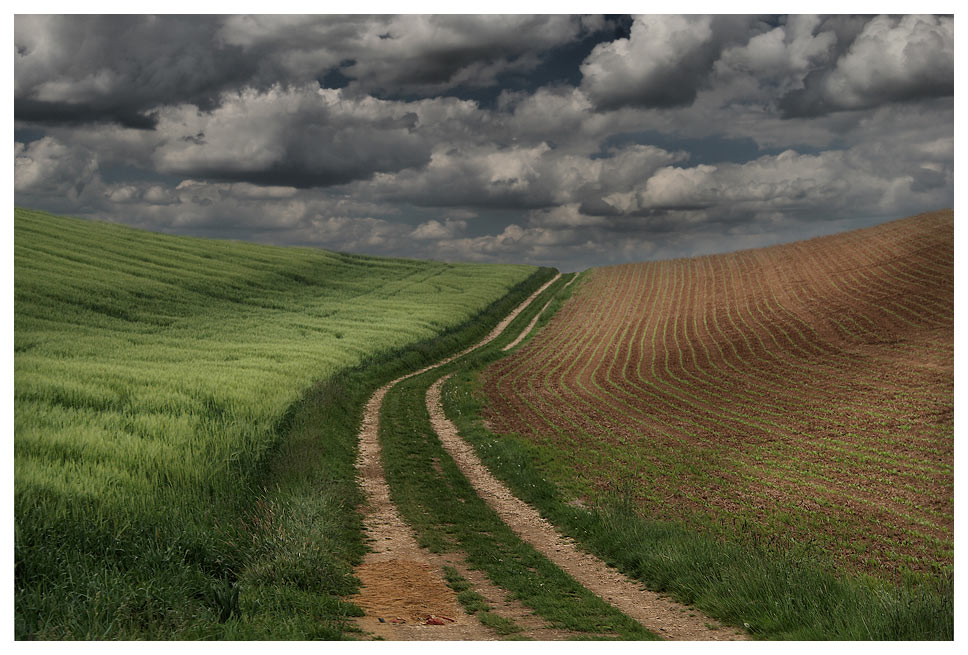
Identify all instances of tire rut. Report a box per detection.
[350,274,561,640]
[427,374,749,641]
[502,275,577,352]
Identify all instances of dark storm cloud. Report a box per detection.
[15,15,600,128]
[13,98,160,130]
[325,15,603,97]
[15,15,257,126]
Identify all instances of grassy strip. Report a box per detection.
[379,373,654,640]
[375,275,656,640]
[442,566,524,637]
[441,283,954,639]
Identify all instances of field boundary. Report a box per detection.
[442,214,953,640]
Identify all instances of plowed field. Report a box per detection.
[481,210,953,579]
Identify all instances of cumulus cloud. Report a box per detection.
[15,137,102,201]
[15,15,254,128]
[714,14,837,93]
[410,218,468,240]
[778,14,953,117]
[367,141,684,211]
[589,143,952,222]
[15,14,598,127]
[216,14,596,97]
[580,15,760,110]
[334,15,589,96]
[150,86,432,187]
[13,14,955,270]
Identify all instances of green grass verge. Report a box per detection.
[442,566,524,636]
[439,275,954,640]
[221,265,559,639]
[14,207,543,638]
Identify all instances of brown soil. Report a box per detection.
[427,375,748,641]
[353,384,492,640]
[354,560,459,623]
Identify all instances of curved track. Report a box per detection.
[351,270,745,640]
[351,274,560,639]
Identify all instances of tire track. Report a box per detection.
[427,374,747,641]
[502,274,577,352]
[351,273,560,640]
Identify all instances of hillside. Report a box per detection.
[481,210,953,581]
[14,207,541,638]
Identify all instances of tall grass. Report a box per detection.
[14,207,538,638]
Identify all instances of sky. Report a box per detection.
[12,10,955,271]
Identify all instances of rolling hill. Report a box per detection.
[481,210,953,580]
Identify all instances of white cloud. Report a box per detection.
[778,14,953,117]
[14,14,955,271]
[715,15,836,89]
[150,86,431,187]
[410,218,467,240]
[579,15,758,111]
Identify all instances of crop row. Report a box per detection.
[481,211,953,579]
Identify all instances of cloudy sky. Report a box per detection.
[13,11,955,270]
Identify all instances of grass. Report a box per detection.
[438,272,954,639]
[14,207,541,639]
[18,206,951,641]
[442,566,524,636]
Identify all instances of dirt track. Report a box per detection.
[502,275,577,352]
[350,273,560,639]
[351,268,753,639]
[426,374,746,641]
